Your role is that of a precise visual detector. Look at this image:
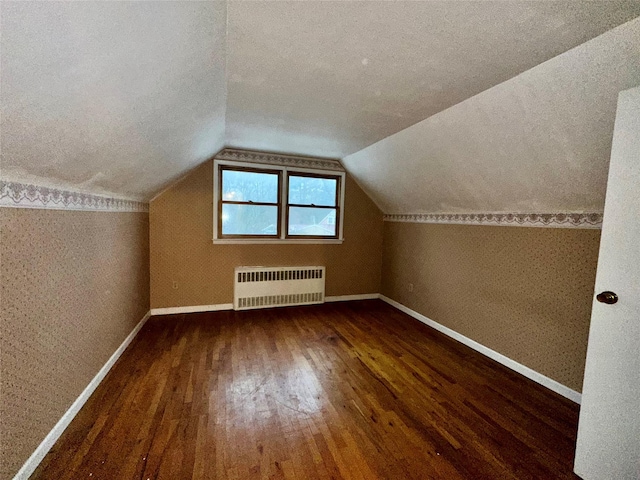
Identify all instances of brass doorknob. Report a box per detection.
[596,291,618,305]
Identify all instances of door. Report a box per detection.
[574,85,640,479]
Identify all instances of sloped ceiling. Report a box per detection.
[1,1,227,200]
[342,18,640,214]
[1,1,639,206]
[225,1,640,158]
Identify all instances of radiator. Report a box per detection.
[234,266,326,310]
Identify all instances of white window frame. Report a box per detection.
[213,159,345,244]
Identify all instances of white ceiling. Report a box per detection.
[225,0,640,158]
[1,1,227,200]
[343,18,640,214]
[1,1,639,206]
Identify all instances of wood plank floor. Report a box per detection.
[32,300,581,479]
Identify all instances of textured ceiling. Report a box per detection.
[225,0,640,158]
[1,1,227,200]
[342,19,640,214]
[1,1,639,204]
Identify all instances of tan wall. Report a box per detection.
[0,208,149,479]
[150,160,384,308]
[381,222,600,392]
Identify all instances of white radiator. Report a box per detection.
[234,266,326,310]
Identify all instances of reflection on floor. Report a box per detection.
[33,300,580,479]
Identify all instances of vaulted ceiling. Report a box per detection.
[343,19,640,214]
[1,1,227,201]
[1,1,639,209]
[225,1,640,158]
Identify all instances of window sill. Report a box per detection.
[212,238,344,245]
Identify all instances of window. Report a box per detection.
[219,167,282,238]
[286,173,339,238]
[214,161,344,243]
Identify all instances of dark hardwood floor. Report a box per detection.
[32,300,581,479]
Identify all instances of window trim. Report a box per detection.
[217,165,282,239]
[285,171,341,240]
[213,159,345,244]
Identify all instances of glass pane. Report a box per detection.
[288,207,337,237]
[288,175,337,206]
[222,204,278,236]
[222,169,278,203]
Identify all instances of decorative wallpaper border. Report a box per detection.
[0,180,148,212]
[216,148,345,172]
[384,212,603,229]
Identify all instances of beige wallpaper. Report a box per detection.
[0,208,149,479]
[382,222,600,392]
[150,160,384,308]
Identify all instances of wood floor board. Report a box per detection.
[30,300,581,479]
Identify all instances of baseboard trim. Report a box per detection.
[379,295,582,404]
[325,293,380,302]
[13,310,151,480]
[149,297,382,315]
[150,304,234,316]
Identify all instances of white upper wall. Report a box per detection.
[1,1,227,200]
[342,18,640,214]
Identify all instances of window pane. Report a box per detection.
[288,207,337,237]
[222,169,278,203]
[222,204,278,235]
[288,175,337,206]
